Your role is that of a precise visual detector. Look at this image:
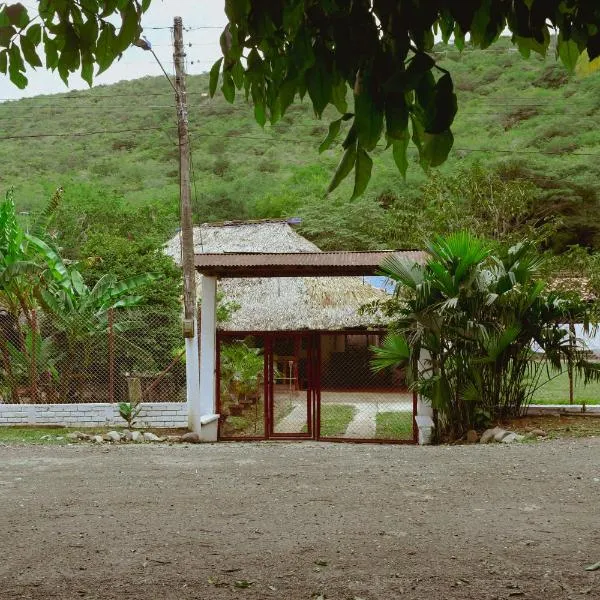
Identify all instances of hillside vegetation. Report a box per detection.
[1,37,600,255]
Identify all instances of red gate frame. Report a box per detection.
[216,330,418,444]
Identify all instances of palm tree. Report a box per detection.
[372,232,599,439]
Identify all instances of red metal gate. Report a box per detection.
[216,331,416,443]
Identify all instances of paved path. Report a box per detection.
[273,400,413,436]
[342,401,412,438]
[274,402,307,433]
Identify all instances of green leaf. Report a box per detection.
[81,55,93,85]
[8,43,26,88]
[96,24,116,75]
[221,71,235,103]
[354,72,384,151]
[405,52,436,88]
[0,49,7,73]
[392,135,410,180]
[422,129,454,167]
[43,32,58,69]
[231,59,244,88]
[326,141,357,195]
[225,0,250,22]
[330,73,347,114]
[585,561,600,571]
[20,34,42,67]
[209,57,222,97]
[306,61,331,117]
[254,98,266,127]
[319,113,352,153]
[385,92,409,141]
[558,36,579,72]
[352,146,373,199]
[25,23,41,45]
[116,1,139,53]
[430,73,457,133]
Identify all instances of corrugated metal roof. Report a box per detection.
[194,250,427,277]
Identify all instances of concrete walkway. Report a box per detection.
[274,402,307,433]
[342,401,412,439]
[273,399,414,437]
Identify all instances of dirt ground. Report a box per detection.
[1,439,599,600]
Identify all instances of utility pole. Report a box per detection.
[173,16,201,418]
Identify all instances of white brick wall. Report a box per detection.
[0,403,188,428]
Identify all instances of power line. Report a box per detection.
[0,126,175,140]
[0,126,597,158]
[143,25,223,30]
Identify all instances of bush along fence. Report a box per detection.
[0,308,186,406]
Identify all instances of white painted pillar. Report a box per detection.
[415,348,434,444]
[199,275,218,419]
[185,317,201,432]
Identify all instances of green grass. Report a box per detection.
[375,411,414,440]
[318,404,356,437]
[0,426,105,445]
[532,371,600,405]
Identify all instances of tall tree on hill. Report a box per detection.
[2,1,599,194]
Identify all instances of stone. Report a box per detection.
[494,429,511,443]
[66,432,81,441]
[480,427,504,444]
[92,435,104,443]
[501,432,524,444]
[130,431,143,442]
[103,431,122,442]
[466,430,479,444]
[143,432,162,442]
[181,432,200,444]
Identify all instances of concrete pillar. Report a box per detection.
[199,275,218,420]
[416,348,434,444]
[185,317,201,432]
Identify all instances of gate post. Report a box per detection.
[193,275,219,440]
[415,348,434,444]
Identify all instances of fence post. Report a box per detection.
[108,308,115,404]
[30,309,38,403]
[568,322,575,405]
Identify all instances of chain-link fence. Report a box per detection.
[0,308,186,404]
[319,333,415,441]
[217,332,416,442]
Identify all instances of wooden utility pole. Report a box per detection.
[173,16,196,337]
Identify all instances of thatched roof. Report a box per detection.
[164,220,398,331]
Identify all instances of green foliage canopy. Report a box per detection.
[0,0,149,88]
[3,1,600,196]
[214,0,600,193]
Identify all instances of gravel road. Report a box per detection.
[1,438,599,599]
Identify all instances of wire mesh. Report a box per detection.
[319,333,414,441]
[217,332,415,442]
[0,308,185,404]
[218,335,266,438]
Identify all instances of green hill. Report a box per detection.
[2,37,600,252]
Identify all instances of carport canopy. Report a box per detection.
[194,250,426,278]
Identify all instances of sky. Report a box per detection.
[1,1,228,101]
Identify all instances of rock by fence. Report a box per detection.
[0,402,188,428]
